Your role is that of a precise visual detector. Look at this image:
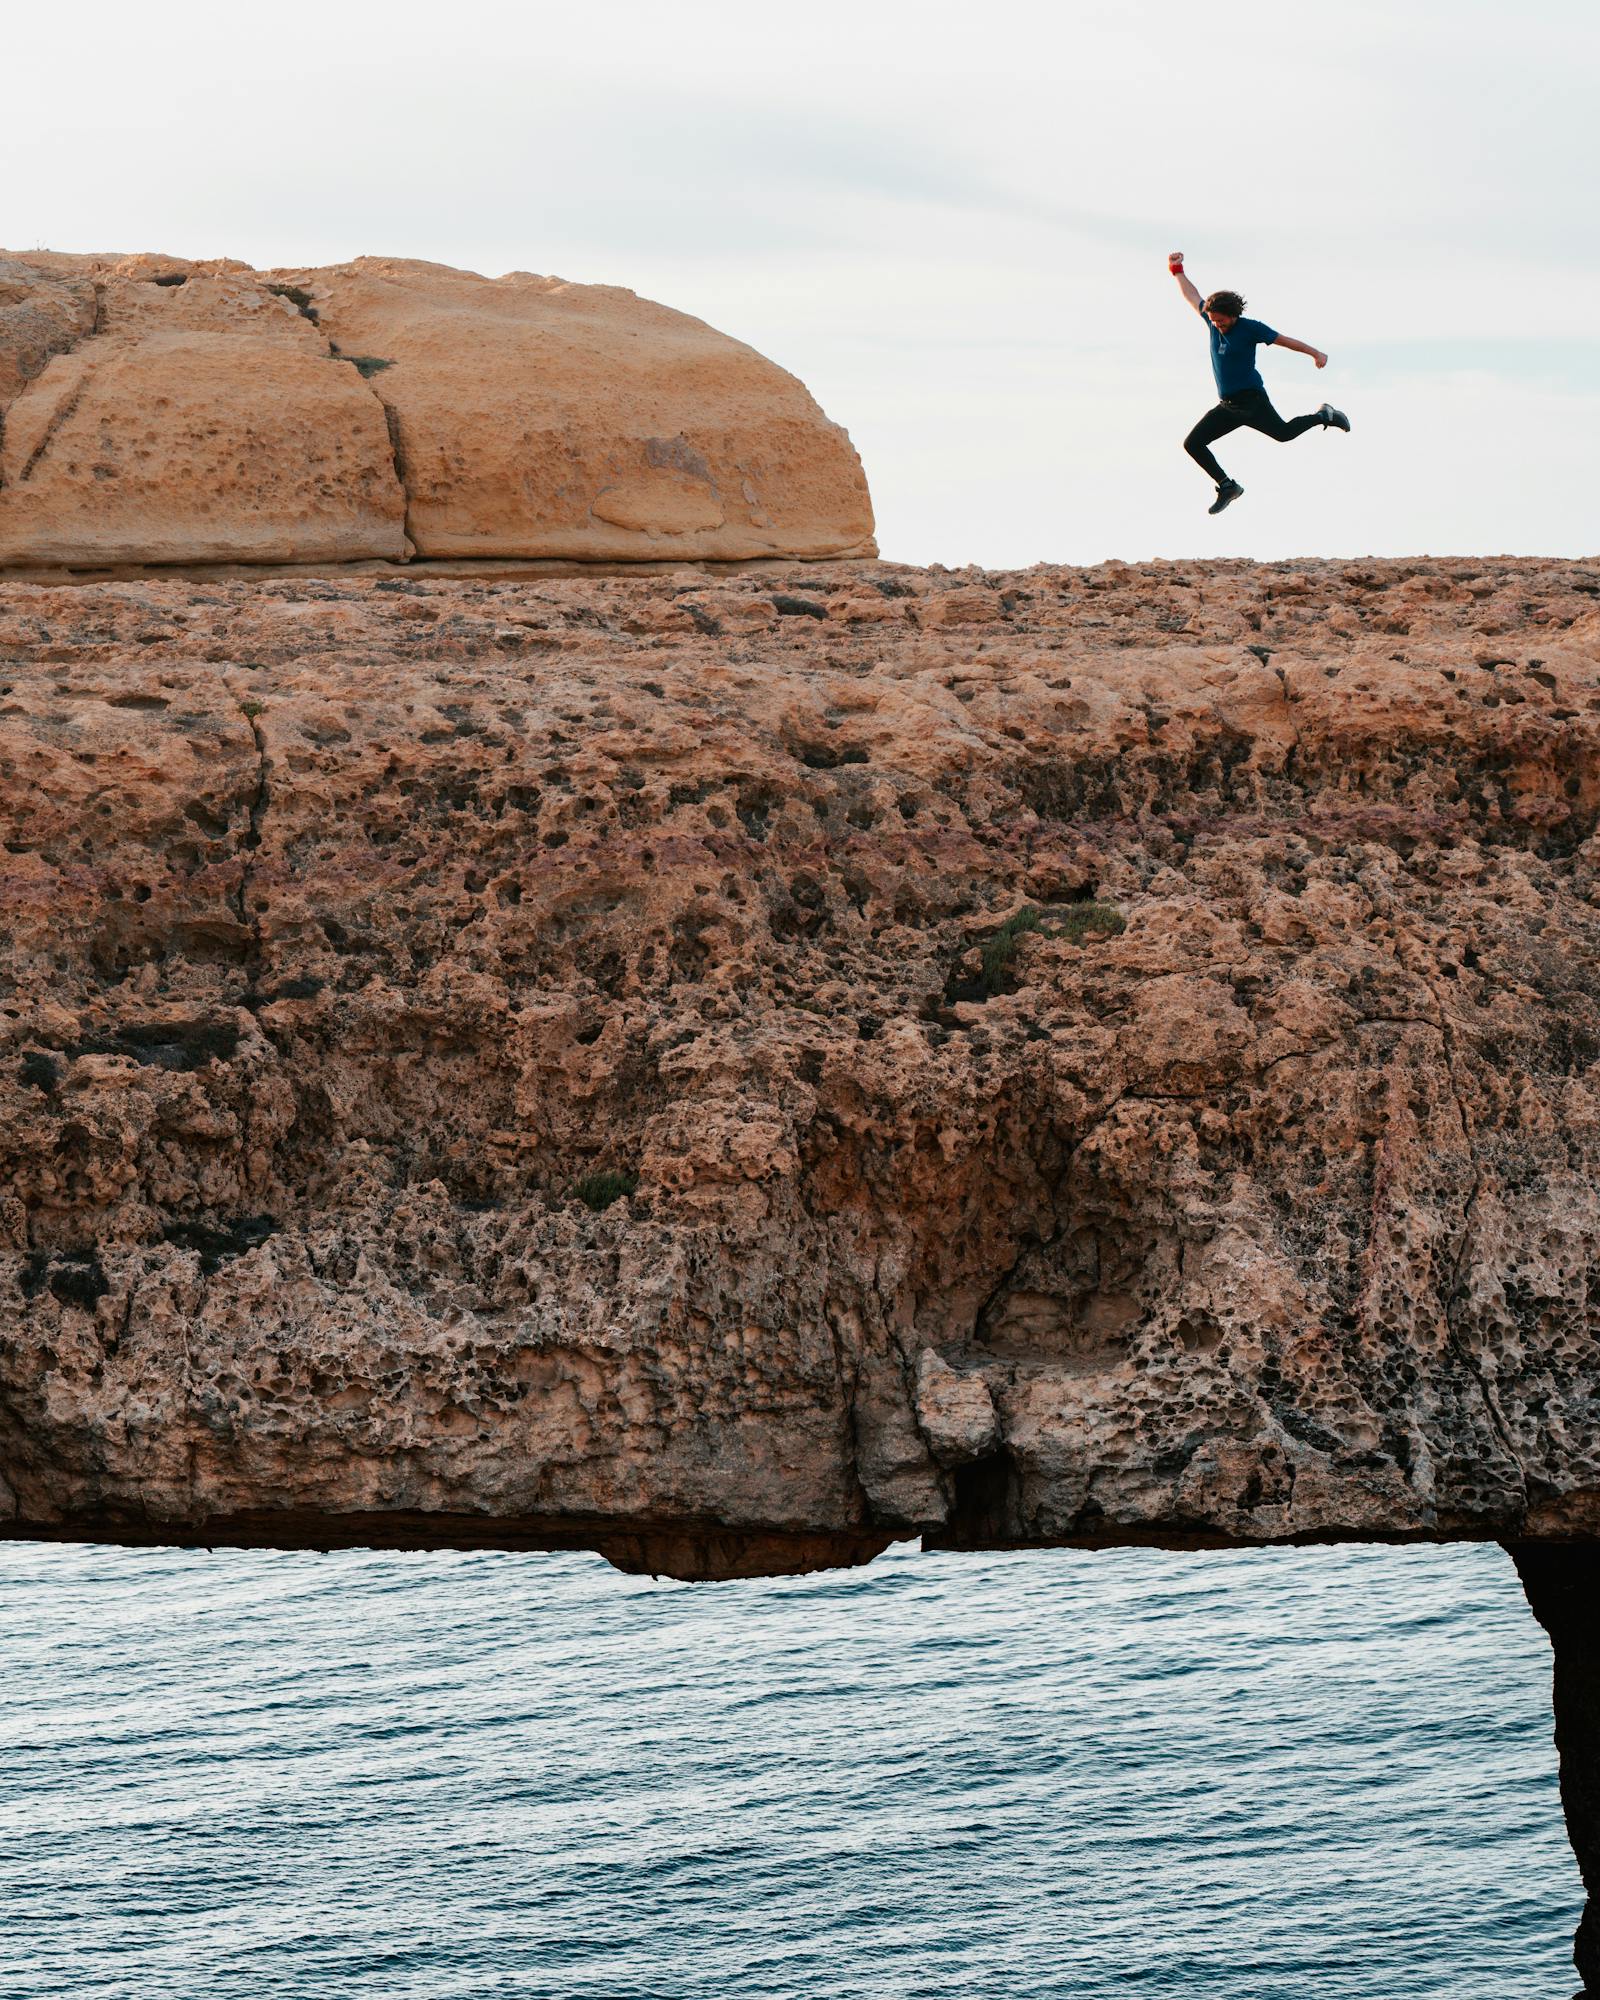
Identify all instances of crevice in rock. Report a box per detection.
[333,351,395,381]
[18,379,87,485]
[261,277,412,555]
[823,1307,874,1525]
[161,1215,277,1274]
[1273,661,1303,789]
[116,1275,140,1357]
[380,400,418,557]
[69,1019,240,1071]
[265,284,319,324]
[1423,962,1529,1496]
[0,269,103,468]
[971,1227,1052,1351]
[223,684,271,988]
[938,1449,1018,1546]
[19,1248,108,1311]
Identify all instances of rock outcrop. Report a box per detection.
[0,252,874,569]
[3,550,1598,1577]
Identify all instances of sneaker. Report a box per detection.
[1319,402,1351,432]
[1208,479,1244,515]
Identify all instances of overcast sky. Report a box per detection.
[6,0,1597,566]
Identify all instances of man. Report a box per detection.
[1168,251,1350,514]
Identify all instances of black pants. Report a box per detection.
[1184,389,1324,484]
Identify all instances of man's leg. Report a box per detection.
[1232,388,1326,443]
[1183,402,1247,483]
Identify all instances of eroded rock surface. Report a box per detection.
[0,259,406,569]
[1,555,1598,1582]
[0,252,874,570]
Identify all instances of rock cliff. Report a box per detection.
[0,252,875,569]
[3,551,1598,1577]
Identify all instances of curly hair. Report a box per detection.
[1204,289,1246,317]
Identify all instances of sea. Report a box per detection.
[0,1537,1580,1999]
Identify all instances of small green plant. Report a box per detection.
[978,901,1125,994]
[1055,901,1126,945]
[239,697,264,720]
[979,905,1048,992]
[342,354,394,378]
[267,283,318,318]
[572,1169,638,1212]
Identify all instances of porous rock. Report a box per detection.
[916,1351,1001,1467]
[0,257,408,568]
[1,555,1599,1586]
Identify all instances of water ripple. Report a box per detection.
[0,1540,1580,1998]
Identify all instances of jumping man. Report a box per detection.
[1168,250,1349,514]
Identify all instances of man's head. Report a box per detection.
[1204,289,1246,330]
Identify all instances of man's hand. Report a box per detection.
[1170,252,1204,314]
[1275,334,1329,368]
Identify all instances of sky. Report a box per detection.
[5,0,1597,567]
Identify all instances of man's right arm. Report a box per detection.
[1169,254,1204,314]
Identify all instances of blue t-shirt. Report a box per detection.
[1206,314,1278,397]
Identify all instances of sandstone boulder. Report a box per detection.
[0,251,875,570]
[0,261,407,568]
[0,256,97,405]
[270,257,877,562]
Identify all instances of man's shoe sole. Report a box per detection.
[1208,483,1244,515]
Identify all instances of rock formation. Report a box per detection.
[0,252,875,569]
[3,551,1600,1982]
[1513,1544,1600,1997]
[4,549,1598,1567]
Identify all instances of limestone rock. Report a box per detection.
[1,555,1599,1582]
[0,251,874,570]
[916,1352,1001,1467]
[0,256,97,405]
[0,257,407,567]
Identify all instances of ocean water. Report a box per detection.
[0,1538,1580,2000]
